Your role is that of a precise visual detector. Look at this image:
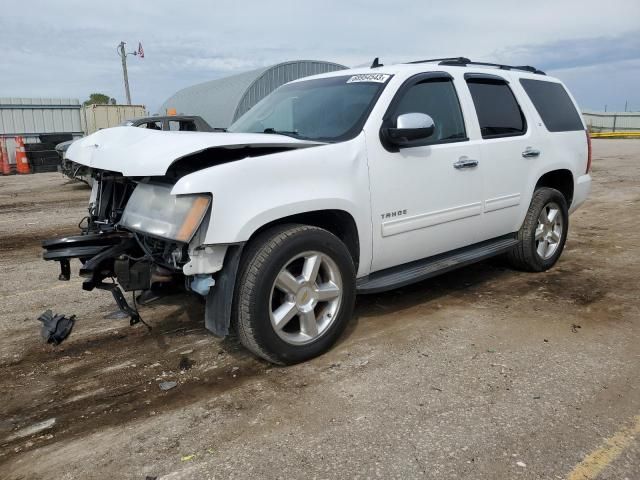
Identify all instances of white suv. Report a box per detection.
[44,57,591,364]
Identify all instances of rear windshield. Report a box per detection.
[520,79,584,132]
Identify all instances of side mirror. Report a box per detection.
[382,113,435,148]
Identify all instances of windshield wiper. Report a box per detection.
[263,128,300,138]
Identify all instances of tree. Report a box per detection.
[83,93,117,106]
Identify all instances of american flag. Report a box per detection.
[137,42,144,59]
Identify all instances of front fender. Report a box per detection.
[171,134,373,277]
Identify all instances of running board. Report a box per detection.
[356,235,518,294]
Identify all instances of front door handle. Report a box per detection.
[522,147,541,158]
[453,158,479,169]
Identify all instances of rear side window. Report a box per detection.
[467,79,526,138]
[138,121,162,130]
[169,120,197,131]
[520,79,584,132]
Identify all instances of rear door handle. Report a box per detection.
[522,147,540,158]
[453,158,479,169]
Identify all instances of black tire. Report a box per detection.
[233,224,356,365]
[507,187,569,272]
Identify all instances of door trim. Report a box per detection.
[484,193,521,213]
[381,201,482,237]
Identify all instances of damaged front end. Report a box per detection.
[42,170,217,327]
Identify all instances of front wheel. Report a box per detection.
[234,224,356,364]
[507,187,569,272]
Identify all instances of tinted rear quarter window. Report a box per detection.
[520,79,584,132]
[467,79,526,138]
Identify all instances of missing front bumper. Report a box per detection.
[42,231,136,287]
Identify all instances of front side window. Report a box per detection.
[391,78,467,144]
[228,75,390,142]
[467,79,526,138]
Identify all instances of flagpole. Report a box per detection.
[118,41,132,105]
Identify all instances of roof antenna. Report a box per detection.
[371,57,383,68]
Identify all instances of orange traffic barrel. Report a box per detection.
[1,138,12,175]
[14,136,31,174]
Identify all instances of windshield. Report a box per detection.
[228,74,390,142]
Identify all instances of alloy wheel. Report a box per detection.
[269,251,343,345]
[535,201,564,260]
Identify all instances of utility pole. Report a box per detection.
[118,41,132,105]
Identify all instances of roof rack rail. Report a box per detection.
[406,57,545,75]
[438,58,546,75]
[407,57,471,65]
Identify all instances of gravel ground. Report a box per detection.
[0,140,638,479]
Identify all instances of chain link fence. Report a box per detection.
[583,110,640,133]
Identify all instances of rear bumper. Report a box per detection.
[570,174,591,213]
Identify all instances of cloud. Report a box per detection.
[0,0,639,112]
[491,30,640,110]
[494,30,640,71]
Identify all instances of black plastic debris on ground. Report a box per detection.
[37,310,76,345]
[179,356,195,371]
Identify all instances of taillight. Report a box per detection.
[586,130,592,173]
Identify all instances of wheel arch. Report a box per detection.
[245,209,361,271]
[535,169,574,207]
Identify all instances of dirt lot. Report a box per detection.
[0,140,638,479]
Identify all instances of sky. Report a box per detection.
[0,0,638,113]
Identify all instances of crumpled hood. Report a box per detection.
[66,126,322,177]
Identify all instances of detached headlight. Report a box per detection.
[120,183,211,242]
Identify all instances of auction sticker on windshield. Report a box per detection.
[347,74,390,83]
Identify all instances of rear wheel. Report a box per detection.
[507,187,569,272]
[234,224,356,364]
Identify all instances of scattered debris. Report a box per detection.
[6,418,56,442]
[571,323,582,333]
[516,461,527,468]
[37,310,75,345]
[159,381,177,391]
[103,309,130,320]
[179,356,195,371]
